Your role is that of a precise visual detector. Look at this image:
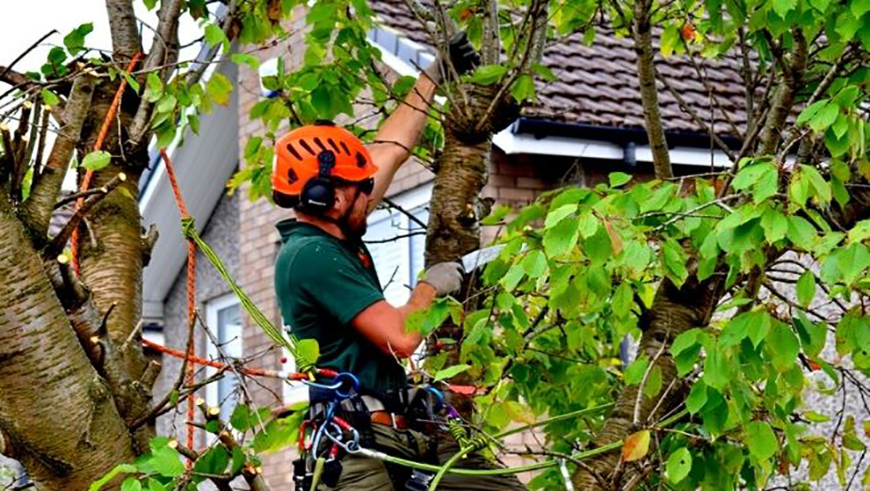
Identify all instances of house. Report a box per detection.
[139,2,861,489]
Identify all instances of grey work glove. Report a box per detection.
[423,31,481,85]
[420,262,464,296]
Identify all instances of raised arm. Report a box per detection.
[365,32,480,213]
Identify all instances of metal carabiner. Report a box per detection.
[324,423,361,453]
[303,372,360,400]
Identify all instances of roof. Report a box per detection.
[371,1,748,138]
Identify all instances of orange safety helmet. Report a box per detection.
[272,122,378,205]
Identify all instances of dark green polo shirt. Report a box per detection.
[275,219,407,396]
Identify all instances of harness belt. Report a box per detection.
[311,394,409,429]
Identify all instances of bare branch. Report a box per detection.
[21,75,96,239]
[481,0,501,65]
[657,72,736,162]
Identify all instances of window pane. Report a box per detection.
[216,304,241,421]
[408,206,429,287]
[365,213,410,304]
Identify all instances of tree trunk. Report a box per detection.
[0,199,136,490]
[572,277,721,490]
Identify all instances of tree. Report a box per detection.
[0,0,868,489]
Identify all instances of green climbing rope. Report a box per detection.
[179,217,315,372]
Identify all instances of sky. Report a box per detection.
[1,1,202,88]
[1,1,206,189]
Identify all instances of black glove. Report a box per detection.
[423,31,481,84]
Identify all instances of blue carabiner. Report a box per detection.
[425,386,444,412]
[304,372,360,401]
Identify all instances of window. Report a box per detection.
[206,294,243,422]
[364,185,432,306]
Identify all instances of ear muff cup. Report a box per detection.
[300,177,335,213]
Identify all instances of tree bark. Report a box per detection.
[0,199,136,490]
[633,0,672,180]
[572,276,721,489]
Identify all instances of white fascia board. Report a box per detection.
[493,127,732,168]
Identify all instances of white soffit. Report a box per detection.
[492,128,733,168]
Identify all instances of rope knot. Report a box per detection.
[180,217,196,239]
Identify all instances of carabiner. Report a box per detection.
[303,372,360,400]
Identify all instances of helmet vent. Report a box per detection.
[298,139,315,156]
[327,138,342,154]
[313,137,327,152]
[340,141,350,155]
[286,143,302,160]
[287,167,298,183]
[356,152,367,168]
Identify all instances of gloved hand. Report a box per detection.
[423,31,481,85]
[420,262,464,296]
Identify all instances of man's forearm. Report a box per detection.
[394,282,438,351]
[367,76,437,211]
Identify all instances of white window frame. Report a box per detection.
[205,293,243,420]
[365,183,433,306]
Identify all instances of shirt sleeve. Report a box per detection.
[290,241,385,326]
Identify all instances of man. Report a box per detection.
[273,35,526,491]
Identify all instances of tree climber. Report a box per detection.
[272,34,527,491]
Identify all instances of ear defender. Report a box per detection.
[300,150,337,213]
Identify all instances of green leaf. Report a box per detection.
[121,477,142,491]
[502,263,525,292]
[521,250,547,278]
[624,356,649,385]
[89,464,138,491]
[81,150,112,171]
[205,24,230,51]
[686,380,708,414]
[143,0,157,9]
[643,365,663,398]
[532,63,556,81]
[434,364,471,382]
[296,338,319,366]
[232,53,261,70]
[152,446,185,477]
[797,99,828,125]
[667,448,692,483]
[510,74,536,102]
[577,213,599,238]
[842,416,867,450]
[745,421,779,460]
[767,322,799,372]
[543,216,580,257]
[800,165,832,205]
[207,72,233,106]
[469,64,507,85]
[661,24,680,57]
[803,411,831,423]
[609,172,632,187]
[194,445,230,475]
[703,345,732,390]
[144,73,163,103]
[773,0,797,17]
[545,204,577,228]
[230,404,251,431]
[41,88,60,109]
[63,23,94,55]
[796,270,816,307]
[761,208,788,244]
[612,282,633,317]
[787,216,816,247]
[810,103,839,133]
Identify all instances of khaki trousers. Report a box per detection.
[323,424,527,491]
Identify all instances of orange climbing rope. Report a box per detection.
[158,148,199,463]
[71,53,143,275]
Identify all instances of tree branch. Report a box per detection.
[657,72,736,162]
[42,172,127,259]
[758,29,807,156]
[21,75,96,240]
[105,0,143,60]
[633,0,672,179]
[127,0,183,149]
